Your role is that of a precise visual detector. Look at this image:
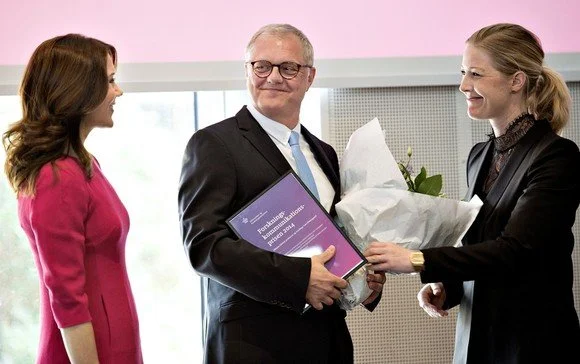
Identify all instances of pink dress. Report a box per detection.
[18,157,143,364]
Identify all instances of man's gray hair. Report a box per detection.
[245,24,314,66]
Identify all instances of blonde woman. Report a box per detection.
[365,23,580,363]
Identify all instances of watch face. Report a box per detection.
[410,253,423,264]
[411,252,424,271]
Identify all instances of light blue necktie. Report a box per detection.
[289,131,319,200]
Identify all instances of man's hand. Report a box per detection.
[417,282,448,318]
[362,270,386,305]
[306,245,348,310]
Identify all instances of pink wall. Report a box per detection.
[1,0,579,65]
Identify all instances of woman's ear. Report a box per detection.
[511,71,527,93]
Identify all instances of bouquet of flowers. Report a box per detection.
[336,118,482,310]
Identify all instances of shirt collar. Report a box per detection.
[247,104,302,144]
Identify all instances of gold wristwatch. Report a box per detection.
[410,251,425,272]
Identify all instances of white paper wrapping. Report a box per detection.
[336,118,482,310]
[337,265,373,311]
[338,188,482,251]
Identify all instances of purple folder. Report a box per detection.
[227,171,366,280]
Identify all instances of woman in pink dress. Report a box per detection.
[3,34,142,364]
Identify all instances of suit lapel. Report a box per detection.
[484,121,548,210]
[235,106,340,201]
[236,106,291,175]
[465,142,492,200]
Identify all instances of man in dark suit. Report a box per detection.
[178,24,384,364]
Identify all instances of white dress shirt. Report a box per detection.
[247,104,335,213]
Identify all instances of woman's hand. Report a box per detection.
[417,282,448,318]
[364,241,415,274]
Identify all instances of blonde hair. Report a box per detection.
[467,23,571,133]
[3,34,116,195]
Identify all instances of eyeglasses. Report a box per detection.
[247,60,312,80]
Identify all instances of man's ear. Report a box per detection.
[511,71,527,93]
[307,67,316,85]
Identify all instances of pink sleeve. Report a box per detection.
[29,165,92,328]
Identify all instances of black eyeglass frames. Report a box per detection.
[247,60,312,80]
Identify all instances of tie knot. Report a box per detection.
[289,131,300,147]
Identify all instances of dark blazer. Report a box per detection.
[178,106,355,364]
[421,120,580,363]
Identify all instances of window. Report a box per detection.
[0,89,323,362]
[0,95,39,364]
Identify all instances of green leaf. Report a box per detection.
[397,162,406,175]
[416,174,442,196]
[398,162,414,191]
[414,167,427,191]
[397,149,445,196]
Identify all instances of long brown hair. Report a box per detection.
[467,23,571,133]
[2,34,117,195]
